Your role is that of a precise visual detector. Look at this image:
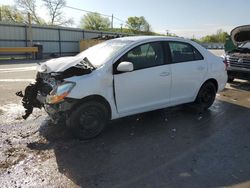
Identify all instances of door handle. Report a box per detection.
[197,66,205,71]
[160,72,170,77]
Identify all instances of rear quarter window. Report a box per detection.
[169,42,204,63]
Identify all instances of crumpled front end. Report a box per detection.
[16,76,48,119]
[16,57,95,121]
[16,72,59,120]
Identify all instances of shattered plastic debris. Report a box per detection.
[197,113,203,120]
[171,128,176,132]
[209,104,220,113]
[170,128,177,138]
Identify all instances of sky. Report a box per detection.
[1,0,250,38]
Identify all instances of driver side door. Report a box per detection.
[113,41,172,116]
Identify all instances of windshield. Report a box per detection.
[76,39,132,67]
[239,41,250,49]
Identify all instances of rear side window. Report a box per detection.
[169,42,204,63]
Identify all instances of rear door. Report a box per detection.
[113,41,172,115]
[166,41,207,105]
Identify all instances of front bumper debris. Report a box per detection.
[16,78,44,119]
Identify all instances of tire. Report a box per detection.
[195,82,216,111]
[227,77,234,83]
[68,101,109,140]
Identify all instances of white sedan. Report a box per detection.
[19,36,227,139]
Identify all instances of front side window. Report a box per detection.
[169,42,203,63]
[120,42,164,70]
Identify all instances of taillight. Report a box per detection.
[223,58,229,70]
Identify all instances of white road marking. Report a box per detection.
[0,79,35,82]
[0,66,36,73]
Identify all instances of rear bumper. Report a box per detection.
[227,67,250,80]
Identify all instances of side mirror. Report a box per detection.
[117,61,134,72]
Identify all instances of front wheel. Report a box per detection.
[195,82,216,111]
[68,101,109,140]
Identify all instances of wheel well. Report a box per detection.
[203,78,218,92]
[78,95,112,120]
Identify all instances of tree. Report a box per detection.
[15,0,72,26]
[42,0,73,26]
[126,16,151,32]
[80,12,110,30]
[0,5,25,23]
[15,0,45,24]
[200,29,229,43]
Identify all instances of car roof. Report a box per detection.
[111,35,186,43]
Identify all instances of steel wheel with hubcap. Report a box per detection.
[68,101,109,140]
[195,82,216,111]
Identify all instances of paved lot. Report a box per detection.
[0,59,250,188]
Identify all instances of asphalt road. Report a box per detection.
[0,59,250,188]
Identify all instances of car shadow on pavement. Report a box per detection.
[27,101,250,188]
[229,80,250,92]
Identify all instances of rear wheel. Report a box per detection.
[68,101,109,140]
[195,82,216,111]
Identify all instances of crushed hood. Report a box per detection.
[37,56,84,73]
[231,25,250,45]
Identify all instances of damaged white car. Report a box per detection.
[17,36,227,139]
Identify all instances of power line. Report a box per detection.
[63,5,112,18]
[39,0,127,25]
[113,16,126,24]
[65,5,126,25]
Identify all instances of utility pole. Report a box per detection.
[120,24,123,33]
[111,14,113,29]
[166,29,169,36]
[28,13,33,47]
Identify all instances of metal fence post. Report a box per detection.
[58,28,62,56]
[24,25,28,47]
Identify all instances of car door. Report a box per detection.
[113,41,171,115]
[167,41,207,105]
